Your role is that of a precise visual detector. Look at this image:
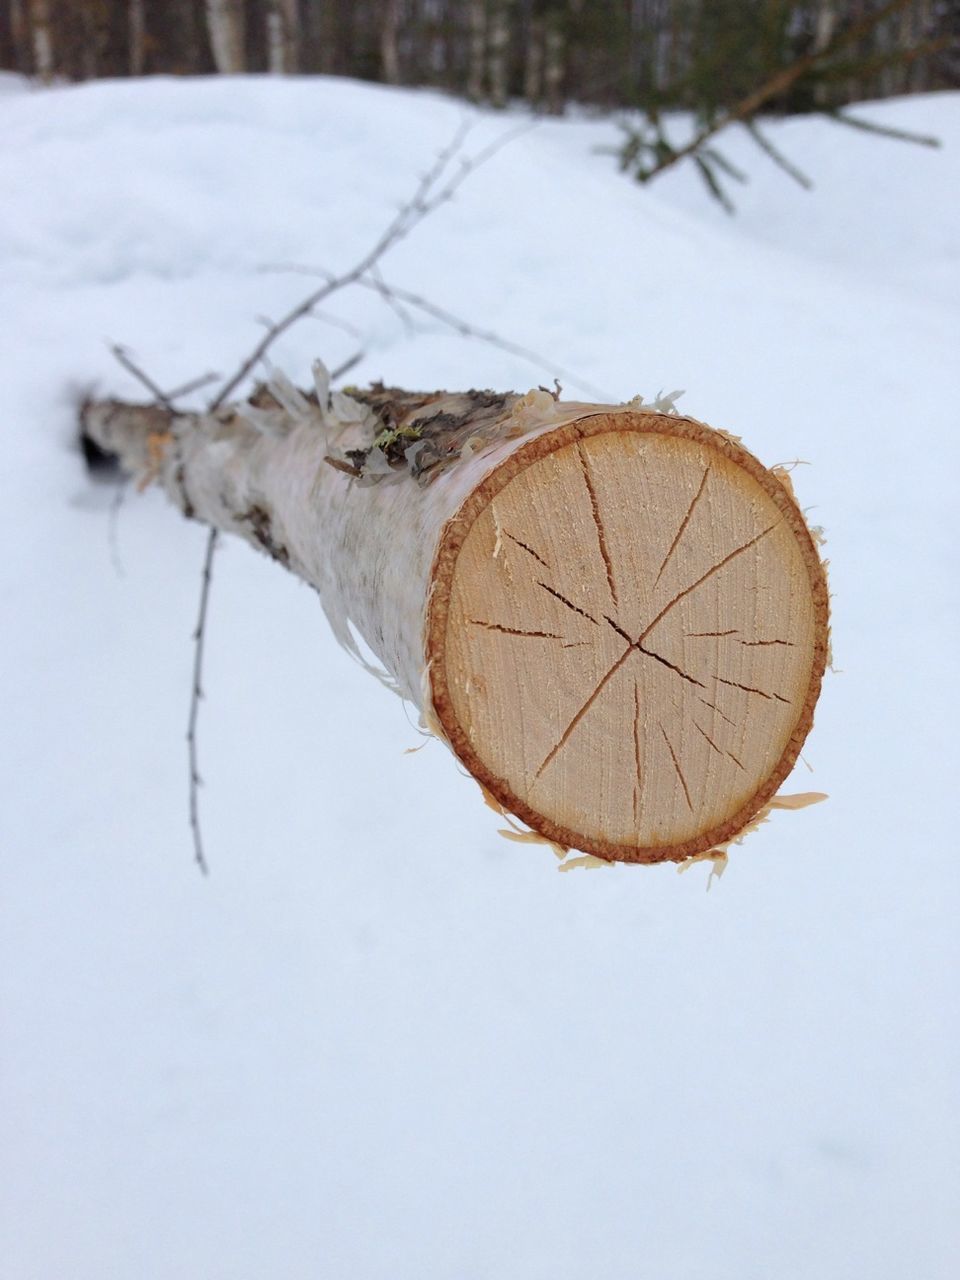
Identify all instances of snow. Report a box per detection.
[1,74,958,1280]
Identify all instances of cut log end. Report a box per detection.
[427,412,829,864]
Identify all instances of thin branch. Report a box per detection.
[260,262,612,401]
[330,350,365,381]
[368,262,416,335]
[107,477,128,578]
[693,153,735,213]
[109,344,220,406]
[108,122,533,876]
[108,342,222,875]
[306,309,365,339]
[701,146,747,185]
[359,273,613,401]
[187,527,218,877]
[209,118,533,412]
[637,0,917,185]
[164,370,221,400]
[744,121,813,190]
[825,108,941,149]
[110,343,175,410]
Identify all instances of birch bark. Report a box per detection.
[266,0,299,74]
[206,0,246,74]
[82,378,828,866]
[380,0,401,84]
[28,0,54,81]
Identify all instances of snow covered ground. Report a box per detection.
[1,75,958,1280]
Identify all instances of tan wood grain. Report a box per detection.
[429,412,827,863]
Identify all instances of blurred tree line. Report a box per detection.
[1,1,955,111]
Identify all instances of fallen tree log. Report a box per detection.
[82,372,829,866]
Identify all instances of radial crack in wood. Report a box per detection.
[82,390,829,866]
[430,411,828,862]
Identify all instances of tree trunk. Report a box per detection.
[28,0,54,81]
[543,10,565,114]
[7,0,30,76]
[79,1,107,81]
[524,15,543,106]
[380,0,401,84]
[812,0,838,106]
[266,0,299,74]
[467,0,486,101]
[488,0,512,108]
[206,0,246,74]
[81,380,828,866]
[129,0,146,76]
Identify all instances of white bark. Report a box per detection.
[83,382,611,707]
[813,0,838,54]
[28,0,53,82]
[81,376,828,866]
[206,0,246,75]
[812,0,838,106]
[266,0,299,75]
[380,0,401,85]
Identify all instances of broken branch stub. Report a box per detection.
[82,381,829,865]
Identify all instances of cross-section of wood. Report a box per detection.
[82,386,827,866]
[428,411,829,864]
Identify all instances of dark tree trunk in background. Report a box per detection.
[380,0,400,83]
[467,0,486,100]
[1,0,953,105]
[488,0,512,107]
[128,0,145,74]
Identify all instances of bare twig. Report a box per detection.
[637,0,918,185]
[368,263,416,335]
[107,477,128,577]
[110,343,175,410]
[330,351,365,381]
[187,527,218,877]
[358,273,613,401]
[307,309,365,339]
[826,108,941,148]
[209,117,533,411]
[106,120,532,875]
[164,370,221,401]
[744,121,813,190]
[261,261,613,401]
[110,345,220,406]
[107,342,223,874]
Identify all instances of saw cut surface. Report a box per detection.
[430,412,827,863]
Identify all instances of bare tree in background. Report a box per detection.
[812,0,838,103]
[488,0,512,107]
[27,0,52,80]
[206,0,245,74]
[266,0,299,75]
[523,7,543,105]
[128,0,145,75]
[2,0,954,104]
[380,0,401,84]
[543,3,565,114]
[467,0,487,101]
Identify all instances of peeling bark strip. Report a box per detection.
[82,381,829,865]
